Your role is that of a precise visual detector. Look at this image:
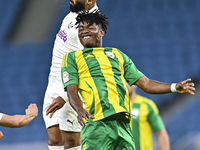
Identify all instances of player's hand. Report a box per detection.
[77,108,95,126]
[0,131,4,140]
[25,103,38,119]
[46,96,66,118]
[176,78,195,95]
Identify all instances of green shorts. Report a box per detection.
[81,113,136,150]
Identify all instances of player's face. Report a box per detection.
[78,21,104,48]
[70,0,86,12]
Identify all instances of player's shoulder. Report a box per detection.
[66,49,84,57]
[63,12,77,22]
[63,50,75,58]
[136,95,155,105]
[106,47,124,56]
[61,12,78,26]
[111,47,129,58]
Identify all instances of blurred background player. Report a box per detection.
[43,0,98,150]
[0,103,38,140]
[127,84,170,150]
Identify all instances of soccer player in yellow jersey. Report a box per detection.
[127,84,170,150]
[56,10,194,150]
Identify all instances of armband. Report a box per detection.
[170,83,177,93]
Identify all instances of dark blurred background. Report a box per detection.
[0,0,199,149]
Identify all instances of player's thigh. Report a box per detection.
[114,120,136,150]
[81,120,113,150]
[47,124,63,145]
[114,134,136,150]
[43,96,60,128]
[60,130,81,143]
[43,76,64,128]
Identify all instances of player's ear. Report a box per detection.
[87,0,96,5]
[99,29,105,37]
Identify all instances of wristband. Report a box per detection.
[60,92,69,102]
[170,83,177,92]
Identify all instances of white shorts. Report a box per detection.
[43,75,82,132]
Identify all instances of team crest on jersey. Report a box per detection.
[68,22,74,29]
[63,71,69,83]
[106,52,114,58]
[132,108,139,118]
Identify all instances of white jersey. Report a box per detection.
[49,5,99,77]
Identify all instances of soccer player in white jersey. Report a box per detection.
[43,0,98,150]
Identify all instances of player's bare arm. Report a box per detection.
[66,84,95,126]
[0,104,38,128]
[46,96,66,118]
[135,76,195,95]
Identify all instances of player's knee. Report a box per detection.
[63,138,81,148]
[48,137,63,146]
[47,125,63,146]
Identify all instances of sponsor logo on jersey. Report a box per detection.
[132,108,139,118]
[85,54,94,58]
[63,71,69,83]
[68,22,74,29]
[58,30,67,42]
[106,52,114,58]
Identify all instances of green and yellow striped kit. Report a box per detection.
[62,47,144,121]
[130,95,164,150]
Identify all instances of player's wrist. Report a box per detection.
[170,83,177,92]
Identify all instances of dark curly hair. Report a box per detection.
[75,10,109,33]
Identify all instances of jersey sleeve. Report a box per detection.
[61,52,79,90]
[147,101,165,132]
[0,113,4,121]
[121,51,144,86]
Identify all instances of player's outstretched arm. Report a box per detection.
[135,76,195,95]
[0,103,38,128]
[67,84,95,126]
